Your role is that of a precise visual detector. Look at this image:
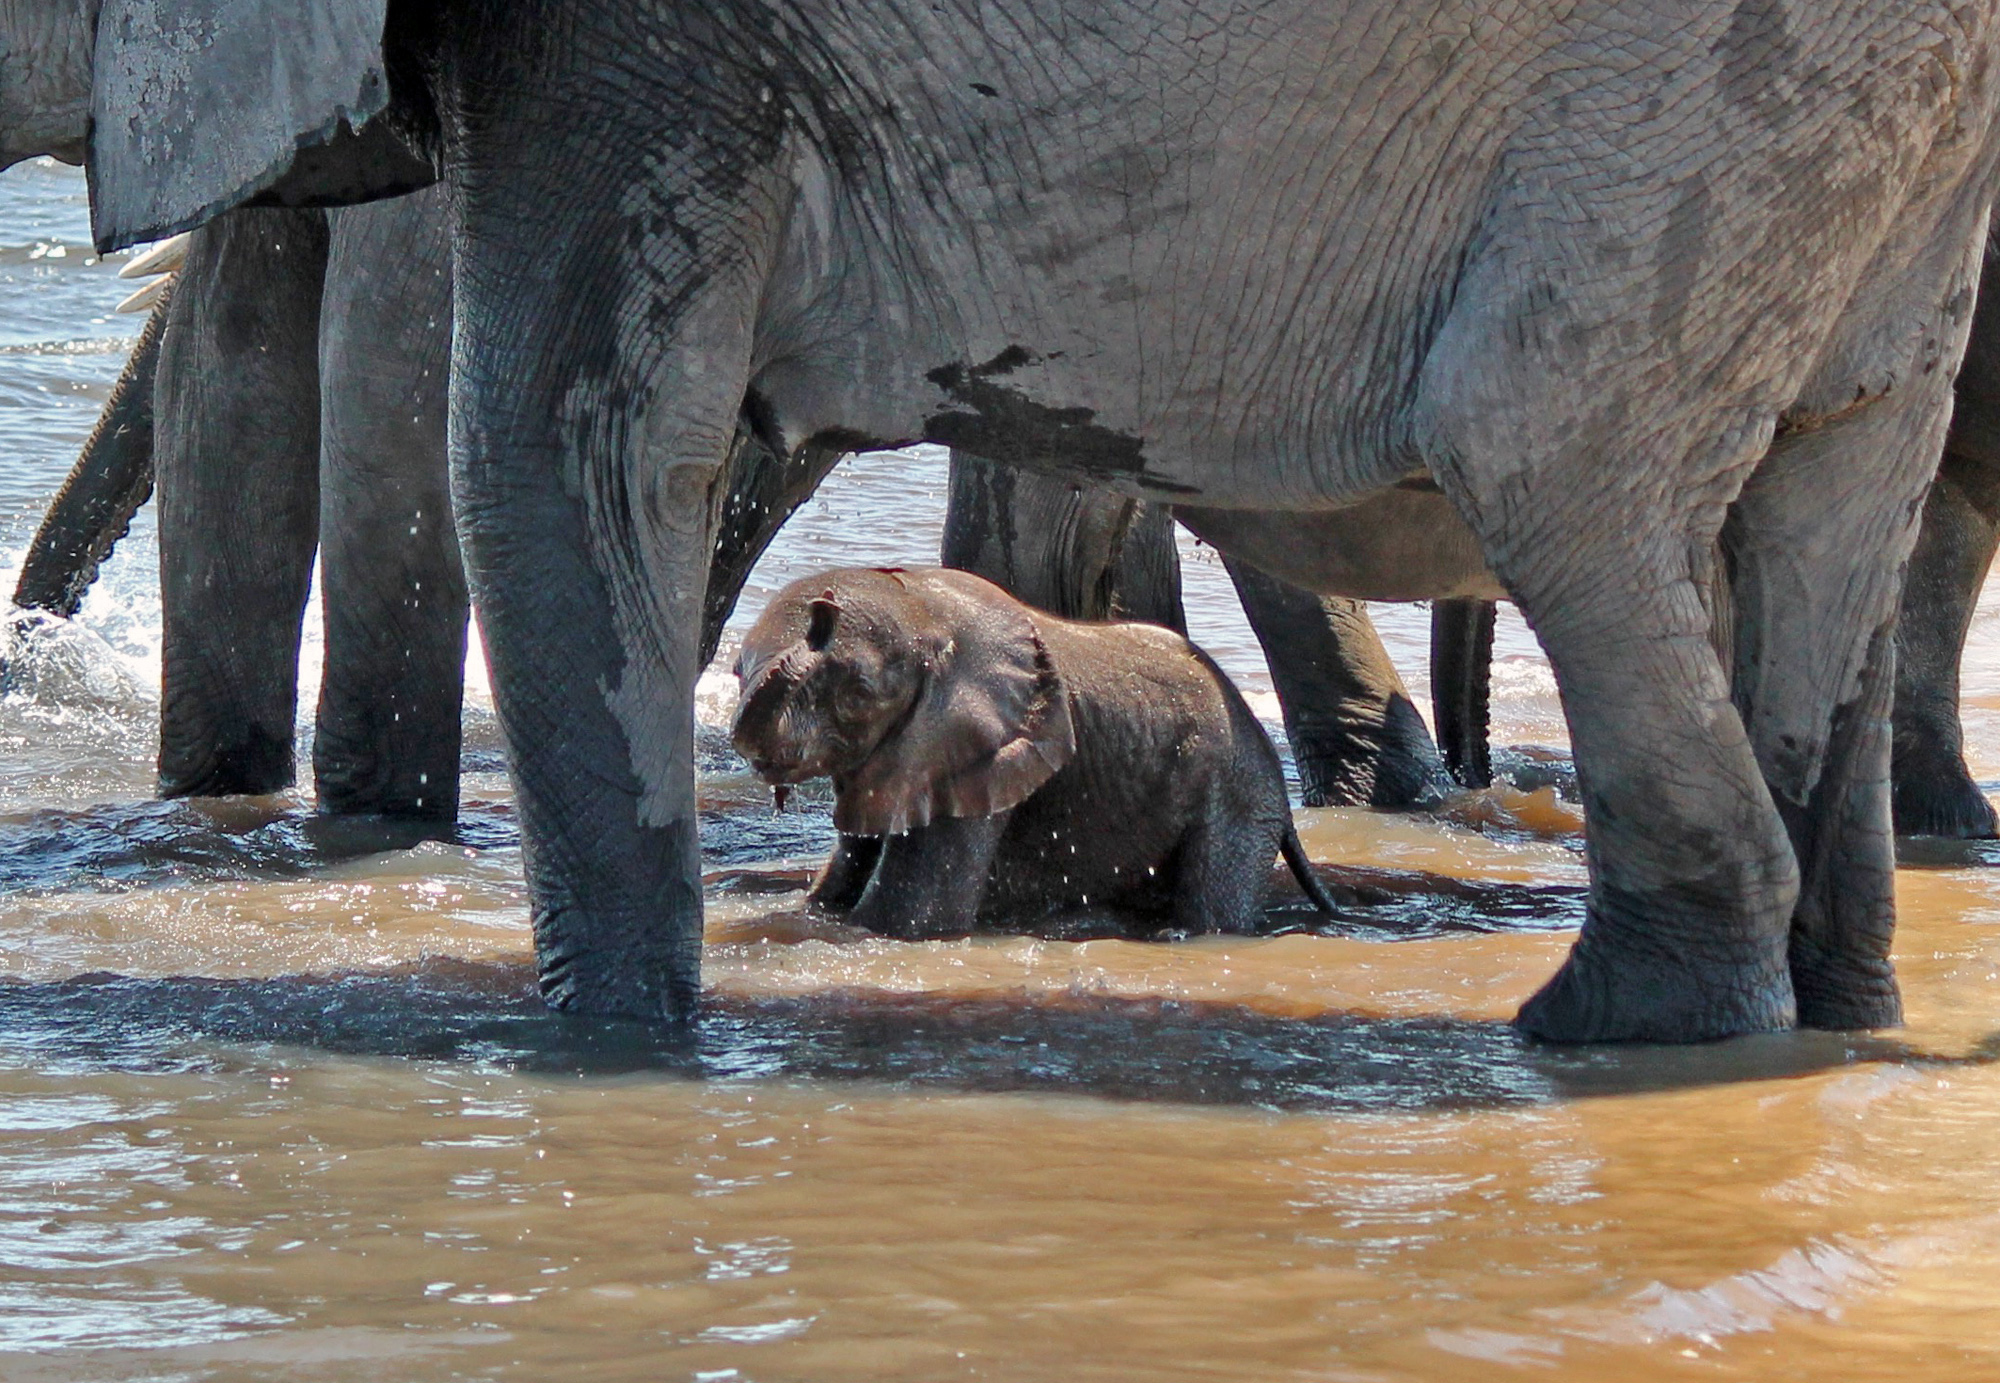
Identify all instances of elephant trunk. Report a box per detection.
[13,288,171,618]
[700,429,843,669]
[1430,598,1496,791]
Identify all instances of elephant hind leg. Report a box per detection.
[1224,555,1451,809]
[1889,449,2000,840]
[155,208,328,800]
[312,195,466,823]
[1497,549,1799,1044]
[1171,771,1294,937]
[1728,374,1963,1030]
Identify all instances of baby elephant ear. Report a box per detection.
[836,572,1077,836]
[806,591,841,651]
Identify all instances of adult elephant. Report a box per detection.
[11,0,2000,1042]
[14,188,842,823]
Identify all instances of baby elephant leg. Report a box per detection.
[848,814,1009,940]
[1171,814,1280,936]
[808,835,884,911]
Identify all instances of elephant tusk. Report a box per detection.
[117,232,190,280]
[113,277,171,315]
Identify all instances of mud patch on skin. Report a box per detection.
[923,347,1195,493]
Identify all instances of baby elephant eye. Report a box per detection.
[833,678,875,716]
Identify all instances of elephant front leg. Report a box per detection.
[848,815,1008,940]
[809,834,885,911]
[442,86,791,1016]
[1889,449,2000,839]
[155,209,328,799]
[313,194,467,822]
[449,352,729,1016]
[1728,375,1963,1030]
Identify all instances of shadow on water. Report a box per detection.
[0,961,1947,1114]
[1266,862,1585,937]
[0,798,519,894]
[706,862,1587,942]
[0,780,1586,940]
[1895,832,2000,869]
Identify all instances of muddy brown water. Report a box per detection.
[1,161,2000,1380]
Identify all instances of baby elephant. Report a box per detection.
[730,566,1338,938]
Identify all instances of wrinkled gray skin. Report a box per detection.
[1423,255,2000,835]
[732,566,1329,936]
[11,0,2000,1042]
[943,451,1458,807]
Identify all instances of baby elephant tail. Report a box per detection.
[1280,824,1342,916]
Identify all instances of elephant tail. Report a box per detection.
[1280,823,1342,916]
[13,283,171,618]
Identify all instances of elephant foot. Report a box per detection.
[1514,925,1796,1044]
[530,852,702,1024]
[1890,764,1998,839]
[158,725,296,798]
[535,923,699,1021]
[849,901,971,942]
[1789,944,1902,1032]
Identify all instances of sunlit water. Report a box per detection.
[0,160,1998,1381]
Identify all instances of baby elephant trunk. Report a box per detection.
[1280,826,1342,916]
[731,652,811,775]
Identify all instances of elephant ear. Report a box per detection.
[88,0,397,251]
[835,572,1077,836]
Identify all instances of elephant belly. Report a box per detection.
[749,2,1581,507]
[1175,491,1505,602]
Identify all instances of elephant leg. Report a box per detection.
[1430,598,1496,790]
[1223,555,1451,809]
[1889,448,2000,838]
[155,208,328,799]
[942,449,1187,629]
[1421,393,1797,1038]
[1726,377,1959,1030]
[1170,816,1277,937]
[1499,517,1797,1042]
[440,43,788,1017]
[701,431,844,668]
[848,815,1008,940]
[808,834,884,911]
[312,192,467,821]
[15,290,169,619]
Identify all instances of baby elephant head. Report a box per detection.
[731,568,1076,835]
